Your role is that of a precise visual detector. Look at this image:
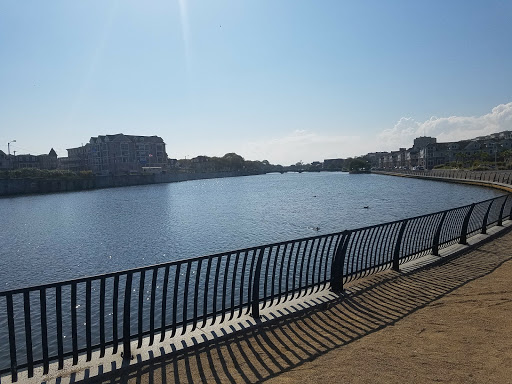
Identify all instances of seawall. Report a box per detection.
[0,171,263,197]
[372,169,512,193]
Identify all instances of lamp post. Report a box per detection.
[7,140,16,156]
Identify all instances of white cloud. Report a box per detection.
[240,130,365,165]
[378,102,512,151]
[173,102,512,165]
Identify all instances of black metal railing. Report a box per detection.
[1,193,512,382]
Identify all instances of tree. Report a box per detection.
[349,158,370,171]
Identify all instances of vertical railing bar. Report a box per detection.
[302,239,316,297]
[122,272,133,360]
[149,268,158,344]
[348,230,361,277]
[368,226,380,272]
[39,288,49,374]
[23,291,34,377]
[112,275,120,354]
[269,244,281,306]
[245,250,258,314]
[276,243,289,304]
[71,282,78,365]
[261,247,272,309]
[393,220,408,270]
[381,224,394,265]
[211,257,222,324]
[420,216,432,253]
[137,270,146,349]
[181,263,192,335]
[160,265,171,341]
[330,231,350,292]
[99,278,106,358]
[409,217,422,256]
[411,217,424,255]
[498,195,509,226]
[432,212,448,256]
[426,214,437,252]
[221,253,232,321]
[379,224,392,269]
[201,258,213,327]
[171,263,181,338]
[363,226,376,273]
[191,259,202,332]
[7,293,18,382]
[86,280,92,362]
[366,225,382,271]
[387,223,399,265]
[460,204,476,245]
[359,227,374,273]
[56,286,64,369]
[229,252,240,321]
[404,218,417,256]
[297,240,311,298]
[388,222,402,264]
[424,214,436,252]
[282,242,296,303]
[310,236,327,294]
[481,200,493,234]
[308,239,322,295]
[238,251,249,318]
[250,247,265,318]
[343,231,357,275]
[291,240,304,300]
[323,235,337,284]
[315,236,330,293]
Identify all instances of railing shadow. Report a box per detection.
[80,238,512,384]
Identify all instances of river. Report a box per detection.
[0,172,504,290]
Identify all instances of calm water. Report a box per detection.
[0,172,504,290]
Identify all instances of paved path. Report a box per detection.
[82,228,512,383]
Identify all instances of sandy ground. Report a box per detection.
[86,230,512,384]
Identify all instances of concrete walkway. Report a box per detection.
[80,227,512,384]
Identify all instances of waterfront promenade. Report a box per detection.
[82,226,512,384]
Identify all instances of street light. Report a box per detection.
[7,140,16,156]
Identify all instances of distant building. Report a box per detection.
[10,149,58,170]
[413,136,437,149]
[66,134,168,175]
[366,152,388,168]
[0,150,9,170]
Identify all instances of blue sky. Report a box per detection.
[1,1,511,164]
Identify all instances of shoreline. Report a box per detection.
[0,170,266,197]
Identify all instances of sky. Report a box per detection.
[1,1,511,165]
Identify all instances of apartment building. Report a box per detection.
[66,134,168,175]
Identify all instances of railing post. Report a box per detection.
[432,211,448,256]
[251,248,265,319]
[122,273,133,360]
[393,220,408,271]
[6,293,18,383]
[330,231,350,292]
[481,200,494,234]
[460,203,476,245]
[498,195,509,226]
